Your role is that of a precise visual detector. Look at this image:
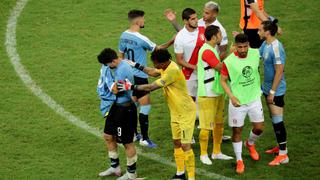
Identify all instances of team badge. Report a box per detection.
[242,66,253,78]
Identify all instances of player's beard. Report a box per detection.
[140,25,144,28]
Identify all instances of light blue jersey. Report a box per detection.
[119,30,156,78]
[97,61,134,116]
[260,39,286,96]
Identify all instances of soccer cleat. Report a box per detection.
[116,171,137,180]
[139,139,157,148]
[222,135,231,141]
[211,153,233,160]
[265,146,280,154]
[245,140,259,161]
[268,154,289,166]
[172,173,186,180]
[133,133,142,142]
[236,160,245,174]
[98,166,121,177]
[200,155,212,165]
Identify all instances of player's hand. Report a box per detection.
[124,59,136,67]
[117,79,133,92]
[267,94,275,104]
[230,96,241,107]
[164,9,176,22]
[111,82,119,94]
[232,31,240,37]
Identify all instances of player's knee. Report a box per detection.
[253,123,264,134]
[140,105,151,115]
[103,133,113,142]
[232,127,242,141]
[181,143,191,151]
[173,139,182,148]
[271,115,283,124]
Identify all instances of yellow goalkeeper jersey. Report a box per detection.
[155,61,196,116]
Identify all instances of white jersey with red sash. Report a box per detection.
[174,26,205,80]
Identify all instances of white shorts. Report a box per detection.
[186,79,197,97]
[228,99,264,127]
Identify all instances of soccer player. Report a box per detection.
[235,0,282,48]
[97,48,138,180]
[220,34,264,174]
[119,10,174,148]
[165,2,232,141]
[197,25,233,165]
[172,8,205,100]
[258,20,289,166]
[118,49,196,180]
[165,1,228,60]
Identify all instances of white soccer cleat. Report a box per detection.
[222,135,231,141]
[98,166,121,177]
[139,139,157,148]
[116,171,137,180]
[211,153,233,160]
[200,155,212,165]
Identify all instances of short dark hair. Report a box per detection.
[235,33,248,43]
[150,49,172,63]
[182,8,196,20]
[262,19,278,36]
[204,25,220,41]
[128,10,145,21]
[97,48,118,64]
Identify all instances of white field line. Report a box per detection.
[4,0,233,179]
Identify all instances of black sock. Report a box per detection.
[272,121,287,150]
[110,158,120,168]
[139,113,149,140]
[127,162,136,174]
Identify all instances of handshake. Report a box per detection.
[117,79,135,92]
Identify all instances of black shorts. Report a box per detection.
[243,29,264,48]
[132,76,150,99]
[263,93,285,107]
[104,102,137,144]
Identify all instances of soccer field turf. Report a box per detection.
[1,0,320,179]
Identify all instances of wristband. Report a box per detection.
[134,63,145,71]
[269,89,275,95]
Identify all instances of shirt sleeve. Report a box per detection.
[272,43,284,65]
[202,50,220,68]
[118,34,125,53]
[155,69,177,87]
[174,35,184,54]
[219,25,228,46]
[220,62,229,77]
[141,36,156,52]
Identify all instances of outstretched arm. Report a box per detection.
[124,60,160,77]
[164,9,182,32]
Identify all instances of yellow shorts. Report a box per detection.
[198,95,225,130]
[171,109,196,144]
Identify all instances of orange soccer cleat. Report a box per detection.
[268,154,289,166]
[265,146,280,154]
[236,160,245,174]
[245,141,260,161]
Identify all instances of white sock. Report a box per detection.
[248,131,260,145]
[176,171,185,176]
[232,141,242,161]
[279,148,288,155]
